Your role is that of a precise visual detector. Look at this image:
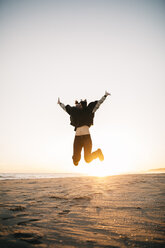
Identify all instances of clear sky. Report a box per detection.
[0,0,165,175]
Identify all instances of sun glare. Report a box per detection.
[75,159,130,178]
[86,130,140,177]
[88,167,111,177]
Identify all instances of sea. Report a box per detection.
[0,173,86,180]
[0,172,164,180]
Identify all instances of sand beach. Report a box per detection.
[0,174,164,247]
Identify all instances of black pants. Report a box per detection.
[72,134,99,165]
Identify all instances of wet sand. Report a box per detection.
[0,174,164,247]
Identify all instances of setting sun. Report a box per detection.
[74,158,133,177]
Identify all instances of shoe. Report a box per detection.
[98,149,104,161]
[73,161,79,166]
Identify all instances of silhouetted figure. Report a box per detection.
[58,91,110,166]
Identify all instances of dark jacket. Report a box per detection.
[65,101,98,130]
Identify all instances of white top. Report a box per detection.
[75,125,90,136]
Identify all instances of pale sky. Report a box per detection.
[0,0,165,175]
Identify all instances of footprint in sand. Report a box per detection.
[17,218,40,225]
[58,210,70,215]
[10,206,26,211]
[13,232,42,244]
[2,216,15,220]
[49,196,66,200]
